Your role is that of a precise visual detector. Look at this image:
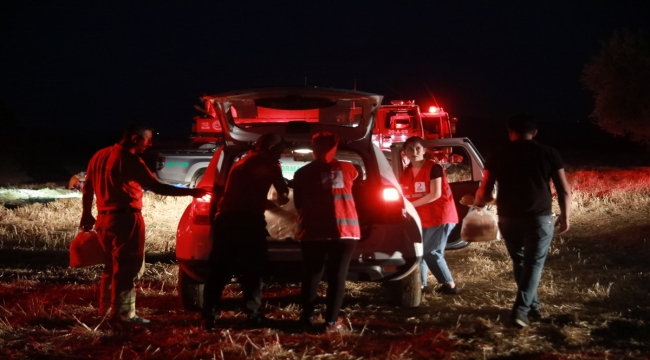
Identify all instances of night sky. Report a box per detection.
[1,1,649,180]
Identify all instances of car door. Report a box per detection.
[390,137,486,244]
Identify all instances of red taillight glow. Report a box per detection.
[192,197,212,225]
[383,187,400,201]
[428,106,439,113]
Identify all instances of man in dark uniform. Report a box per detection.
[80,124,208,324]
[202,133,290,330]
[474,114,572,328]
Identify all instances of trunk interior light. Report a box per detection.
[383,187,400,201]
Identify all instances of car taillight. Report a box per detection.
[381,186,404,223]
[383,187,400,201]
[192,196,212,225]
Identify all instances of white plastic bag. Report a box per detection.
[264,186,298,241]
[69,230,105,267]
[460,207,499,242]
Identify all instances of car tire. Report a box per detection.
[388,267,422,308]
[178,268,205,311]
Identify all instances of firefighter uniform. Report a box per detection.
[84,144,154,319]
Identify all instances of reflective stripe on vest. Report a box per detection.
[296,160,361,240]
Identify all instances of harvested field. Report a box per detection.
[1,168,649,359]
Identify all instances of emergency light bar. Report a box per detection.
[390,100,415,106]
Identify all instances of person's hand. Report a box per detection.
[80,212,96,232]
[277,193,290,206]
[555,213,570,234]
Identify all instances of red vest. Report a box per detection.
[400,160,458,228]
[295,160,361,240]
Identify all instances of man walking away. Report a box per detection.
[80,123,208,325]
[202,133,290,330]
[474,113,571,328]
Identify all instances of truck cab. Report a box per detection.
[371,100,458,151]
[371,100,424,151]
[421,106,457,140]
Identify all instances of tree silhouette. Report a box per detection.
[582,29,650,147]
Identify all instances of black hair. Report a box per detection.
[255,133,284,152]
[507,113,538,135]
[403,136,425,150]
[311,132,339,155]
[121,123,154,141]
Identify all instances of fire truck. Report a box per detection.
[372,100,458,150]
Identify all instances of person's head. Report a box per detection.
[311,132,339,162]
[507,113,538,140]
[403,136,426,163]
[255,133,285,159]
[121,123,154,154]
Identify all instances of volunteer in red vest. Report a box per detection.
[400,136,460,295]
[293,132,360,333]
[80,123,208,325]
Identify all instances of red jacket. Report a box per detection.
[294,159,360,240]
[400,160,458,228]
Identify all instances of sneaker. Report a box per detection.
[528,309,542,323]
[421,285,434,294]
[435,284,461,295]
[510,313,530,328]
[245,314,272,328]
[203,314,219,330]
[324,318,348,334]
[115,315,151,325]
[299,315,317,331]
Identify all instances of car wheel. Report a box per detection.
[445,238,471,251]
[178,268,205,311]
[388,267,422,308]
[189,169,206,188]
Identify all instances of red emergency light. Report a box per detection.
[390,100,415,106]
[428,106,439,114]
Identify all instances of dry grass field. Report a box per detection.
[1,167,649,359]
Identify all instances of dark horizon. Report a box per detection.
[1,1,650,184]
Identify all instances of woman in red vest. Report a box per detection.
[400,136,460,295]
[293,132,360,333]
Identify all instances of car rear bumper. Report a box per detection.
[177,253,420,284]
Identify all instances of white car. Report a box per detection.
[175,87,484,310]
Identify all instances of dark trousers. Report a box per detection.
[300,239,357,324]
[203,212,268,319]
[499,215,554,317]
